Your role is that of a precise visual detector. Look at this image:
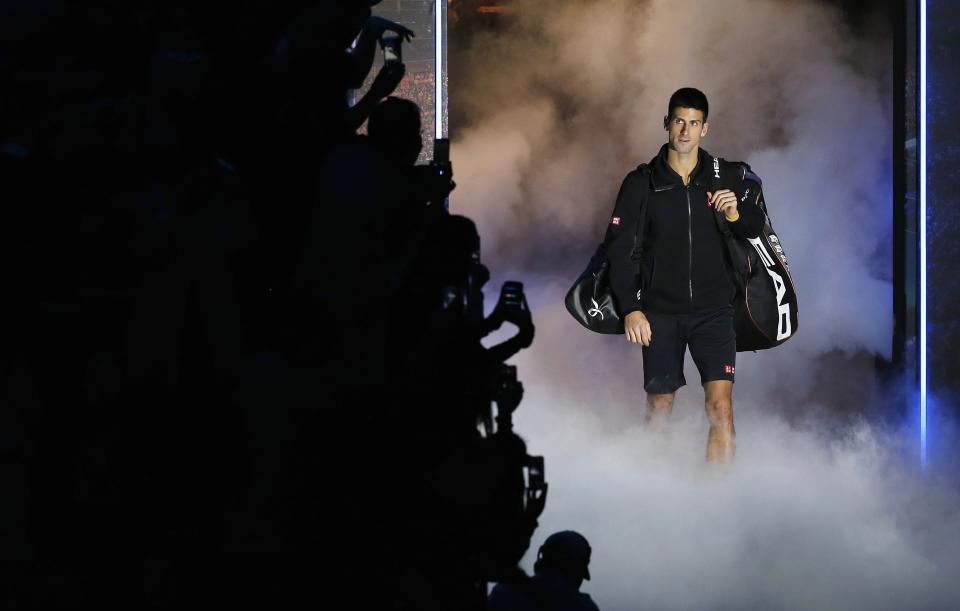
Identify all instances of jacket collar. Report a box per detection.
[650,143,713,191]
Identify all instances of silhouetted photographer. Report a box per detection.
[490,531,601,611]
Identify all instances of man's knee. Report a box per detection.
[705,397,733,426]
[647,393,675,411]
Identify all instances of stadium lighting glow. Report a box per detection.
[435,0,444,138]
[919,0,927,469]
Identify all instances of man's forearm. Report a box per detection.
[727,194,766,239]
[346,27,379,89]
[344,88,381,131]
[608,254,642,316]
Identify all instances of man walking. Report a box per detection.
[606,88,765,463]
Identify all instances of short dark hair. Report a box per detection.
[667,87,709,121]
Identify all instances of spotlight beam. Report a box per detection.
[435,0,444,138]
[919,0,927,469]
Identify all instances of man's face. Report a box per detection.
[664,106,708,154]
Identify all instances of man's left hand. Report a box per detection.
[707,189,739,220]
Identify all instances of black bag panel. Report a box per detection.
[718,159,799,352]
[735,229,799,351]
[733,299,772,352]
[754,186,770,218]
[564,245,626,334]
[720,229,753,290]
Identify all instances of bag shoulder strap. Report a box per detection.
[633,163,652,253]
[600,163,652,252]
[710,157,735,240]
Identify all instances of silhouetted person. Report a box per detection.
[368,96,456,220]
[489,531,601,611]
[392,215,533,423]
[234,3,410,353]
[294,96,453,384]
[3,2,549,607]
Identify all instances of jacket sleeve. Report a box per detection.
[605,169,647,316]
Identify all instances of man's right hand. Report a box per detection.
[624,311,652,346]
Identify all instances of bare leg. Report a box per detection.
[704,380,735,463]
[645,392,675,434]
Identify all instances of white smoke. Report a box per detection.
[451,0,960,609]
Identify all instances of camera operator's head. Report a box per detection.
[438,214,480,280]
[533,530,593,589]
[368,96,422,167]
[664,87,709,155]
[415,214,483,315]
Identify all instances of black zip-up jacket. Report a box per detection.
[606,144,766,316]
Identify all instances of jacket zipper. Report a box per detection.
[685,186,693,305]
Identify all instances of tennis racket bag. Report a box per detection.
[712,158,799,351]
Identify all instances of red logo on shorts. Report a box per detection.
[611,216,621,225]
[724,365,735,374]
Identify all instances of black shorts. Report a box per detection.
[641,305,736,394]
